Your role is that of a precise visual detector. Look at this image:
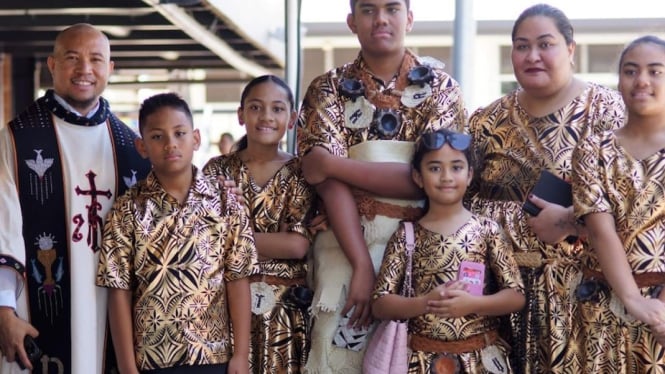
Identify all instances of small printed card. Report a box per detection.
[458,260,485,296]
[331,307,369,352]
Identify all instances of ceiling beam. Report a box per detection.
[0,8,155,16]
[142,0,270,77]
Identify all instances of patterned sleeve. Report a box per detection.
[296,72,348,158]
[202,154,234,180]
[284,159,315,243]
[427,71,467,133]
[572,133,611,218]
[201,155,222,178]
[466,105,491,199]
[593,85,626,133]
[223,204,258,282]
[96,193,135,290]
[372,225,407,300]
[468,106,488,144]
[485,219,523,292]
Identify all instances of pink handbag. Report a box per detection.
[363,222,415,374]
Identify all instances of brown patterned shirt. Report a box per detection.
[203,154,314,278]
[96,168,258,370]
[372,216,523,340]
[297,50,466,157]
[573,131,665,274]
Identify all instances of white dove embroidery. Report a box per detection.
[123,169,138,188]
[25,149,54,178]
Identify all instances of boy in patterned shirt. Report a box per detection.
[96,92,257,374]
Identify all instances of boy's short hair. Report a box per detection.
[138,92,193,135]
[349,0,410,12]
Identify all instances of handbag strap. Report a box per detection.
[401,221,415,297]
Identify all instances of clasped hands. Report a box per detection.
[423,281,474,318]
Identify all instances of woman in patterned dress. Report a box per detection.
[572,35,665,373]
[467,4,626,373]
[372,129,524,373]
[203,75,316,374]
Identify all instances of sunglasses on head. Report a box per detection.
[419,130,472,151]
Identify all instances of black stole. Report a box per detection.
[5,89,150,373]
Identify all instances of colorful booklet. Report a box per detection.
[458,260,485,296]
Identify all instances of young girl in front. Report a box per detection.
[203,75,316,373]
[572,35,665,372]
[371,129,525,373]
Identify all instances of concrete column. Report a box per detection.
[453,0,475,107]
[285,0,301,153]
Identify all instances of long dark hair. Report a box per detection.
[236,75,295,151]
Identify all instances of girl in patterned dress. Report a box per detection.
[572,35,665,373]
[371,129,525,373]
[203,75,316,374]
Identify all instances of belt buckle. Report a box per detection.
[430,352,460,374]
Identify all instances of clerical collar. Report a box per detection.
[43,89,110,127]
[52,93,99,118]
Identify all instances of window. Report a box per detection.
[501,81,519,95]
[588,44,623,73]
[500,46,513,75]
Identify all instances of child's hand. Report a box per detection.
[424,281,467,314]
[428,289,477,318]
[227,354,249,374]
[219,178,245,206]
[425,281,466,299]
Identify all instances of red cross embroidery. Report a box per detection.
[72,170,112,252]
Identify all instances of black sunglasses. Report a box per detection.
[419,130,472,151]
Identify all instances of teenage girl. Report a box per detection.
[371,129,525,373]
[203,75,315,373]
[572,35,665,372]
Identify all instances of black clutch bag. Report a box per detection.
[522,170,577,243]
[522,169,572,216]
